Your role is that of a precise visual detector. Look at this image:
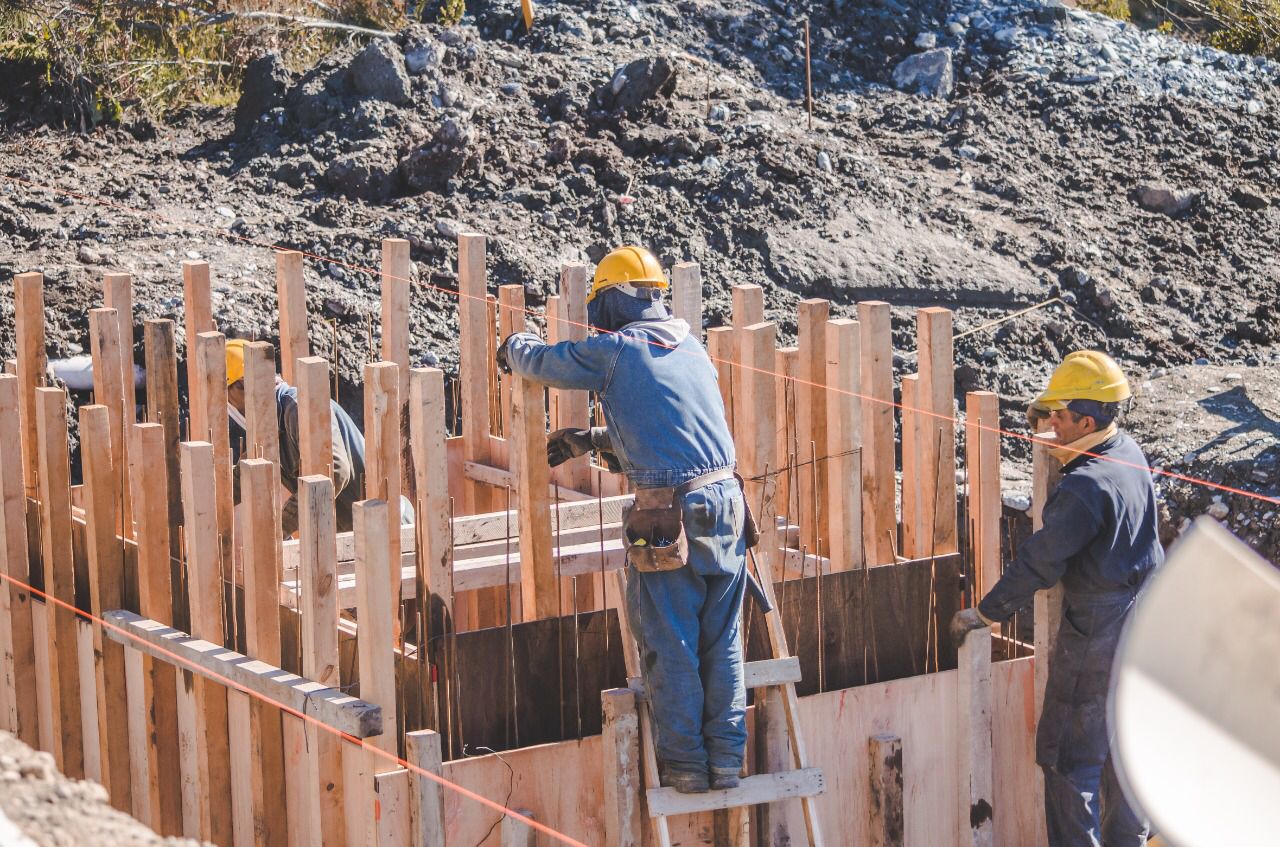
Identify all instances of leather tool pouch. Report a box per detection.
[623,486,689,573]
[735,473,760,550]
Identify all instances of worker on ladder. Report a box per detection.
[498,245,748,794]
[952,350,1163,846]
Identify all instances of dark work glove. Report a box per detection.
[496,334,514,374]
[547,428,594,467]
[598,450,623,474]
[949,607,992,649]
[1026,402,1051,433]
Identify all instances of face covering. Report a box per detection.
[587,285,669,333]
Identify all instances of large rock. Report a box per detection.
[323,147,400,202]
[1134,184,1199,216]
[399,116,471,194]
[348,39,411,105]
[594,57,677,116]
[235,53,290,136]
[892,48,954,99]
[401,26,447,75]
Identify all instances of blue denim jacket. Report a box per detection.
[504,317,735,487]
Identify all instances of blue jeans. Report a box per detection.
[1043,758,1147,847]
[625,479,747,774]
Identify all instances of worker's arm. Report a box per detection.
[977,487,1100,622]
[503,332,621,392]
[328,404,356,499]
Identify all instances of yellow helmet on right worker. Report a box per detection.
[588,246,668,303]
[225,338,248,387]
[1035,350,1131,410]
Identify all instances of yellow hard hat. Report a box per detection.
[225,338,248,387]
[588,245,668,303]
[1035,350,1131,410]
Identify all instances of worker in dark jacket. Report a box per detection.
[498,246,747,795]
[953,350,1161,847]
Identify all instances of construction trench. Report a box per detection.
[0,234,1063,846]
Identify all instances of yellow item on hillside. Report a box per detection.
[1035,350,1131,410]
[225,338,249,387]
[588,245,668,303]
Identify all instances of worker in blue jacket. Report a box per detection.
[953,350,1161,847]
[499,246,746,794]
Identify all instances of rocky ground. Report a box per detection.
[0,731,207,846]
[0,0,1277,553]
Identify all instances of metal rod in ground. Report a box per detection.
[804,19,813,130]
[555,481,566,741]
[448,496,463,759]
[505,485,514,748]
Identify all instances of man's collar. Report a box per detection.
[1050,423,1119,466]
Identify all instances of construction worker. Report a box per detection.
[225,338,402,535]
[952,350,1162,847]
[497,246,747,794]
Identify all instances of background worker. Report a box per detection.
[952,350,1162,847]
[497,245,747,795]
[225,338,410,535]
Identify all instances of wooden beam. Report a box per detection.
[738,322,777,563]
[868,734,904,847]
[824,318,862,571]
[671,262,703,335]
[35,387,83,777]
[79,404,131,812]
[857,302,896,566]
[645,768,825,817]
[193,332,234,606]
[296,357,333,479]
[354,499,398,761]
[180,441,233,846]
[76,617,101,784]
[88,309,129,545]
[1031,437,1063,723]
[501,285,556,622]
[343,741,377,847]
[364,361,403,623]
[143,320,184,618]
[129,421,183,835]
[705,327,734,434]
[556,263,591,492]
[15,272,46,499]
[917,307,957,556]
[240,456,288,846]
[227,686,255,847]
[276,250,310,384]
[0,375,38,747]
[899,375,922,558]
[381,239,411,401]
[958,626,994,847]
[731,285,764,450]
[102,273,137,429]
[458,233,494,514]
[797,299,831,556]
[298,474,345,845]
[375,768,411,847]
[601,688,642,847]
[406,729,446,847]
[244,341,281,472]
[182,261,214,422]
[965,392,1001,601]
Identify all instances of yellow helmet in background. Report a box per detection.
[588,245,668,303]
[225,338,249,386]
[1035,350,1131,410]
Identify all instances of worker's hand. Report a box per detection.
[949,607,992,649]
[1025,402,1051,433]
[547,427,594,467]
[496,335,514,374]
[598,450,623,474]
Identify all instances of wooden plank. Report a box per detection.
[276,250,310,385]
[671,262,703,335]
[364,362,403,623]
[181,441,233,846]
[244,342,281,473]
[0,375,37,746]
[88,309,128,544]
[825,319,862,571]
[79,404,131,811]
[464,460,592,502]
[1031,438,1063,727]
[102,272,137,430]
[354,499,398,760]
[75,618,101,783]
[381,239,411,401]
[868,734,904,847]
[917,307,957,556]
[375,768,411,847]
[705,327,734,434]
[646,768,825,816]
[182,261,214,425]
[774,346,798,529]
[458,233,494,515]
[730,285,764,450]
[406,730,446,847]
[240,456,288,846]
[555,263,591,493]
[738,323,778,562]
[129,421,183,835]
[35,388,83,776]
[298,474,345,846]
[296,357,333,479]
[965,392,1001,601]
[14,272,46,499]
[796,299,831,556]
[957,627,993,847]
[857,302,896,566]
[143,320,184,617]
[124,643,154,826]
[194,332,234,604]
[501,809,538,847]
[900,375,922,559]
[501,285,555,622]
[285,713,320,847]
[227,688,255,847]
[601,688,641,847]
[344,741,377,847]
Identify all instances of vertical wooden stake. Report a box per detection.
[35,387,83,777]
[364,361,403,626]
[739,323,778,565]
[89,309,128,540]
[900,375,922,559]
[194,332,234,605]
[15,273,46,499]
[276,250,310,385]
[774,346,799,537]
[825,319,863,571]
[966,392,1001,601]
[458,233,495,514]
[144,319,184,622]
[244,341,281,473]
[602,688,642,847]
[354,499,398,762]
[296,357,334,479]
[857,302,896,565]
[917,307,958,555]
[958,626,994,847]
[102,273,137,426]
[557,263,591,493]
[405,729,446,847]
[182,260,214,417]
[1031,439,1064,723]
[671,262,703,335]
[705,327,735,434]
[0,375,38,747]
[381,239,411,402]
[730,285,764,449]
[868,734,904,847]
[343,741,377,847]
[797,299,831,555]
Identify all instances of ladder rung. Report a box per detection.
[628,657,802,702]
[646,768,825,817]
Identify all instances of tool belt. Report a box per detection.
[624,468,756,573]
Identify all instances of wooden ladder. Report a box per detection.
[613,563,826,847]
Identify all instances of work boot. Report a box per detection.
[660,767,709,794]
[709,767,741,791]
